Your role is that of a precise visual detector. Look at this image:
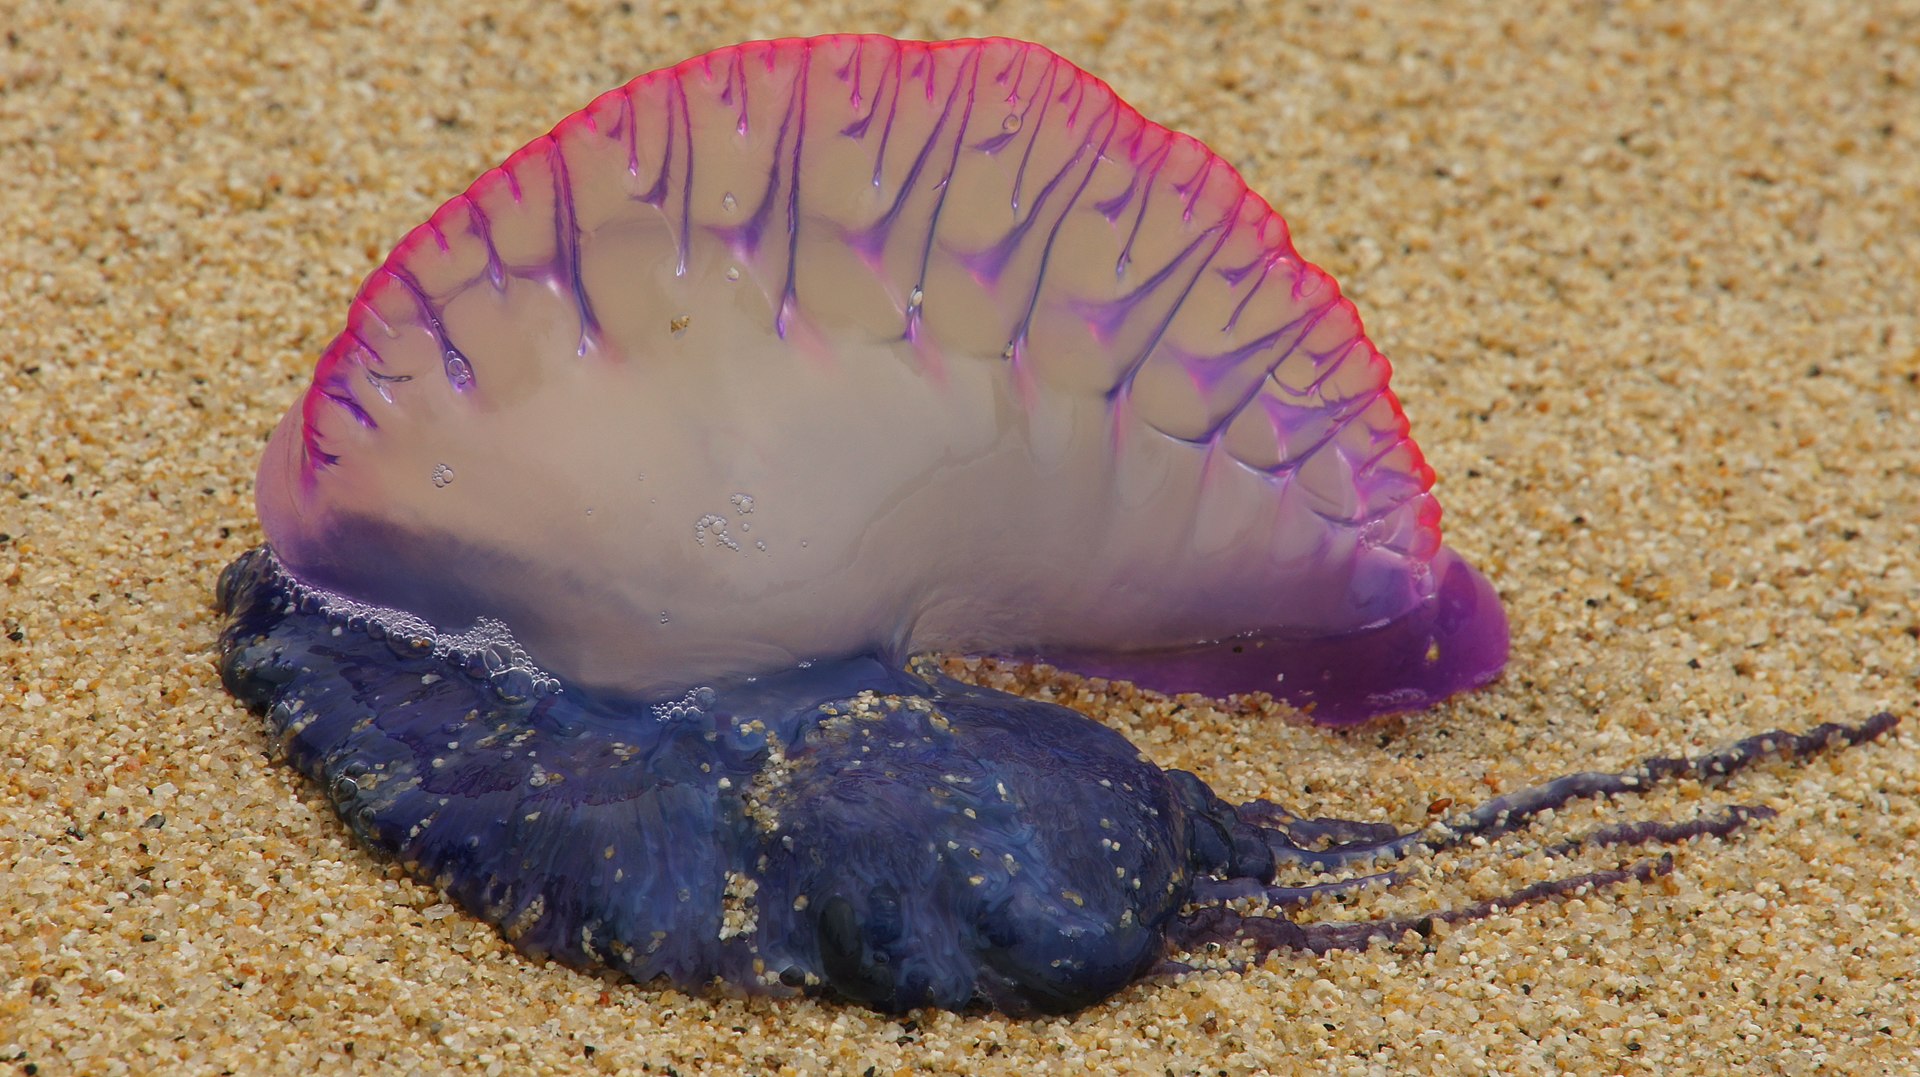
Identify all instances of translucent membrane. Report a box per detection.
[254,35,1504,718]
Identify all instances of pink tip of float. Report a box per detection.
[1042,548,1508,724]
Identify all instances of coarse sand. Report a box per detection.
[3,2,1917,1074]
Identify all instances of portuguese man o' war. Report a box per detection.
[216,36,1900,1015]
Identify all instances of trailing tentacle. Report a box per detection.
[1158,711,1898,972]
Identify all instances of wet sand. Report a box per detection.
[3,1,1916,1073]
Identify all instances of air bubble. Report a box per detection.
[730,493,754,515]
[722,192,737,212]
[493,667,535,704]
[431,463,455,488]
[755,540,766,552]
[262,552,558,697]
[652,685,716,722]
[696,512,742,551]
[387,633,431,659]
[659,611,671,624]
[445,353,474,388]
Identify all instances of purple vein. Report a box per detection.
[865,47,904,187]
[723,109,785,255]
[621,89,640,177]
[1298,337,1361,398]
[1221,249,1290,333]
[459,195,505,289]
[903,46,986,330]
[848,53,959,253]
[775,42,812,339]
[964,85,1113,283]
[912,49,936,102]
[839,42,894,147]
[1093,173,1139,224]
[834,38,864,108]
[1201,270,1355,438]
[317,334,380,426]
[671,77,693,275]
[1116,136,1175,276]
[546,139,599,356]
[994,40,1033,91]
[1007,59,1063,214]
[379,264,478,390]
[628,86,673,209]
[1105,203,1241,403]
[1080,228,1218,341]
[346,329,412,403]
[1274,390,1384,475]
[727,52,751,135]
[1003,97,1122,364]
[1226,363,1374,473]
[1174,151,1218,223]
[319,387,375,428]
[1058,68,1085,123]
[1189,303,1332,436]
[345,330,400,375]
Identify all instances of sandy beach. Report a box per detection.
[3,1,1916,1073]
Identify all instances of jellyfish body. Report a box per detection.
[216,35,1894,1015]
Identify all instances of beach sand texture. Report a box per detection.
[3,1,1917,1073]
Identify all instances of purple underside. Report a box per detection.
[1039,547,1509,724]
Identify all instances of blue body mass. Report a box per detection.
[219,548,1213,1013]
